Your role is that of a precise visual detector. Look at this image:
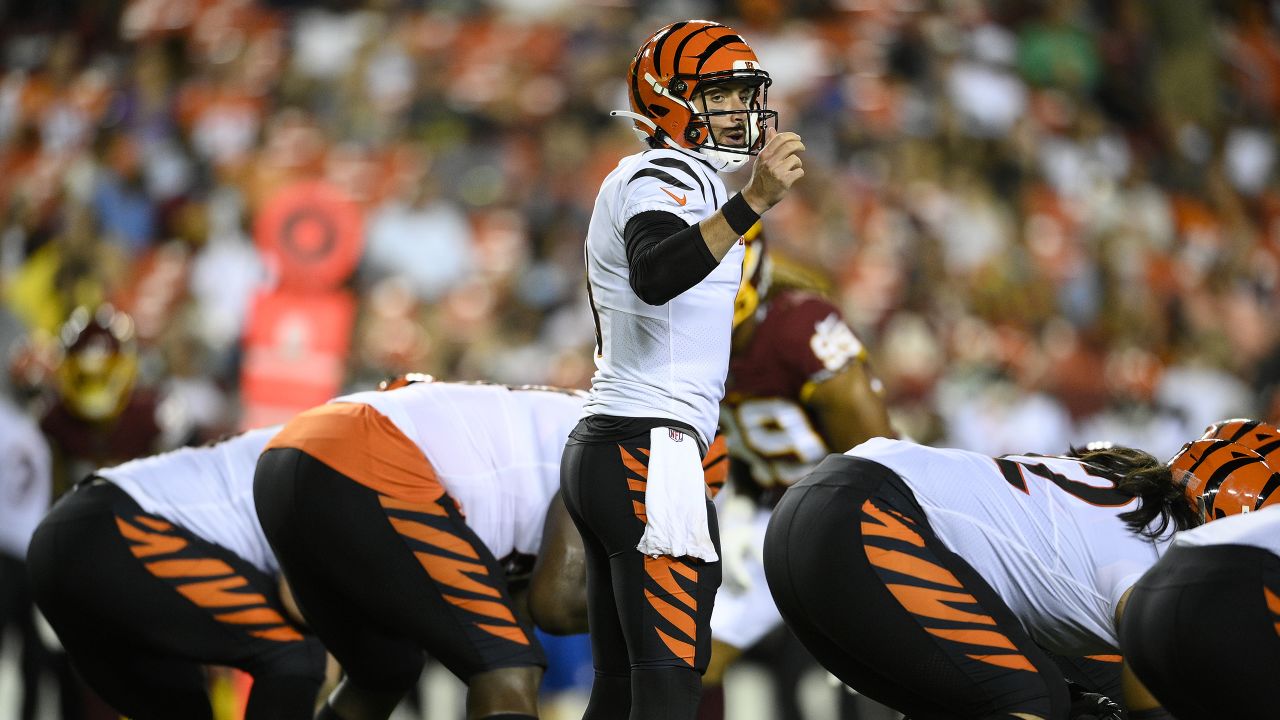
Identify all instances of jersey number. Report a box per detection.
[993,456,1132,507]
[722,398,827,488]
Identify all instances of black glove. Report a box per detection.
[1068,680,1125,720]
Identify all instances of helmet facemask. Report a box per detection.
[618,20,779,173]
[681,73,777,172]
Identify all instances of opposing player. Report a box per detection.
[39,305,169,495]
[702,227,895,718]
[1118,422,1280,719]
[26,426,327,720]
[762,436,1215,719]
[563,19,803,719]
[254,378,586,720]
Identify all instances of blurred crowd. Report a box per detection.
[2,0,1277,460]
[1,0,1278,717]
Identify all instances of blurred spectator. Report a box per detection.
[360,144,475,301]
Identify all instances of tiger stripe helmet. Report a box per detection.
[1168,438,1280,523]
[619,20,776,172]
[1200,418,1280,466]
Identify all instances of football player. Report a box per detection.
[762,436,1217,719]
[563,19,803,720]
[1118,422,1280,719]
[254,378,586,720]
[27,426,327,720]
[701,226,895,719]
[39,305,186,495]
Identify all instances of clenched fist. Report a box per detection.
[742,127,805,213]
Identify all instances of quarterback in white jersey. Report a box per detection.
[563,18,806,720]
[26,427,327,720]
[582,145,741,444]
[1118,423,1280,720]
[255,378,586,720]
[763,437,1203,720]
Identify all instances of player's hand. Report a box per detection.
[742,126,804,213]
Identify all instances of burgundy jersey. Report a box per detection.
[41,390,162,493]
[721,289,867,502]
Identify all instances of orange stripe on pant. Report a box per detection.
[383,494,531,648]
[117,513,305,643]
[862,499,1036,674]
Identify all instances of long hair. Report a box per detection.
[1067,444,1202,538]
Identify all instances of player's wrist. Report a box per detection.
[723,192,762,237]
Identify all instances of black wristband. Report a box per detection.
[721,193,761,237]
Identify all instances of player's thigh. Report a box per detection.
[260,448,543,687]
[61,627,213,720]
[766,464,1068,720]
[31,480,325,679]
[565,435,722,672]
[561,478,630,676]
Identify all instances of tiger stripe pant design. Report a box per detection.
[561,430,722,674]
[254,446,544,693]
[27,480,326,720]
[764,455,1072,720]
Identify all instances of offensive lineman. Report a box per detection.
[561,19,803,720]
[255,378,587,720]
[27,426,327,720]
[762,436,1216,719]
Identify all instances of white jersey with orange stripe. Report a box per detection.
[581,148,741,449]
[331,382,585,560]
[846,437,1171,655]
[1171,503,1280,556]
[99,426,282,576]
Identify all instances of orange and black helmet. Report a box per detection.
[619,20,776,171]
[1200,418,1280,466]
[1168,438,1280,523]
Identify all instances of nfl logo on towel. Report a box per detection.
[669,429,684,442]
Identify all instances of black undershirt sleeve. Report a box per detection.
[624,210,720,306]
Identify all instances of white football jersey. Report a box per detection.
[1171,504,1280,556]
[0,399,51,559]
[847,437,1171,654]
[331,383,585,560]
[100,426,281,575]
[581,148,743,448]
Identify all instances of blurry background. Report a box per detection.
[0,0,1277,717]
